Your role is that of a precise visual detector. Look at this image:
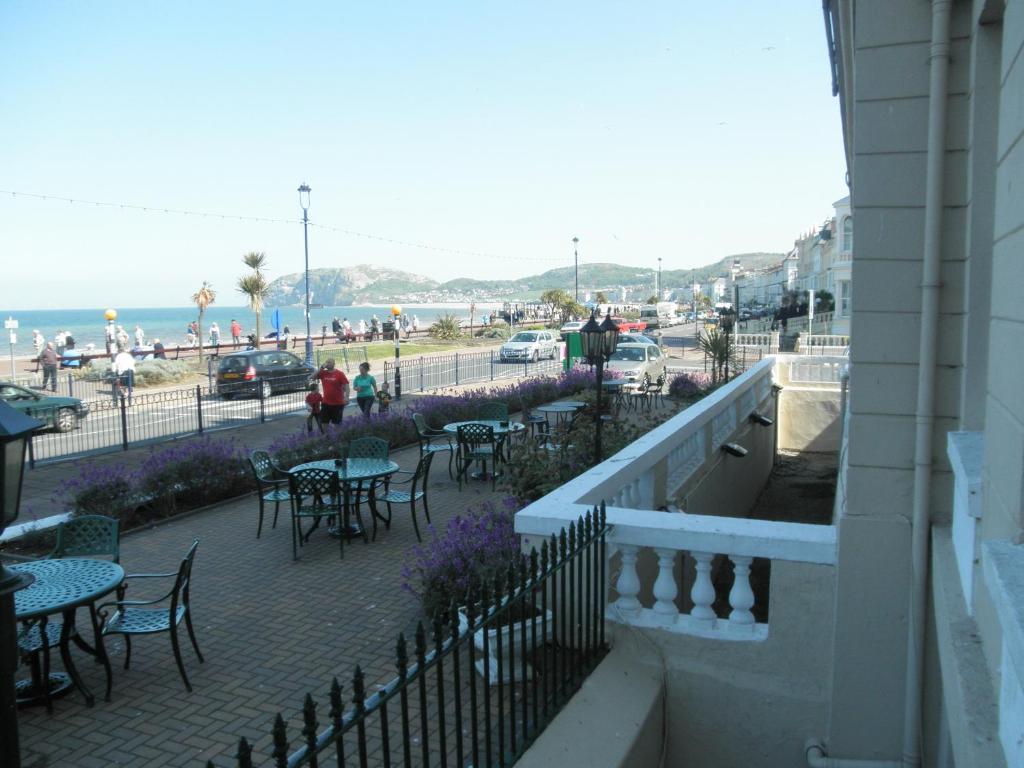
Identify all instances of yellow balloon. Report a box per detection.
[391,305,402,316]
[104,309,118,321]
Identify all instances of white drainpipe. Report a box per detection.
[902,1,951,766]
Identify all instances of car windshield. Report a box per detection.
[609,347,646,362]
[510,333,537,343]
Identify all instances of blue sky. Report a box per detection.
[0,2,847,309]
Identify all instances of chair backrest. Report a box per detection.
[457,423,495,449]
[412,413,430,438]
[288,468,338,509]
[250,450,279,485]
[476,401,509,421]
[170,540,200,619]
[348,436,389,460]
[52,515,120,563]
[411,450,436,494]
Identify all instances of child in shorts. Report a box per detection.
[305,381,324,433]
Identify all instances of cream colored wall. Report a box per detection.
[830,0,974,758]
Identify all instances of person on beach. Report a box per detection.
[331,316,341,335]
[32,330,44,357]
[341,317,353,342]
[152,339,167,359]
[358,318,367,339]
[133,324,144,348]
[402,314,412,338]
[186,326,197,348]
[370,315,380,341]
[305,381,324,433]
[54,330,67,357]
[39,343,58,391]
[115,325,130,352]
[412,315,420,332]
[352,362,378,418]
[315,358,349,426]
[210,322,221,348]
[62,338,81,369]
[230,319,242,345]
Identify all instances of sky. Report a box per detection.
[0,2,848,310]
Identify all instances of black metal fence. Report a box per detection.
[382,350,563,394]
[23,382,310,467]
[211,507,607,768]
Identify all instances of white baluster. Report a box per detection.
[652,548,678,624]
[615,545,642,619]
[728,556,755,627]
[690,551,717,624]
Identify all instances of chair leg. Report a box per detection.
[169,625,193,693]
[256,496,265,539]
[291,511,300,561]
[421,491,432,528]
[410,499,422,543]
[272,498,281,529]
[447,449,455,480]
[184,610,204,663]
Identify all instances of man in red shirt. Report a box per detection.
[315,358,350,426]
[230,319,243,346]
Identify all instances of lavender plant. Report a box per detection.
[668,371,714,399]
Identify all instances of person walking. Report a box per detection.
[113,347,136,402]
[32,329,45,358]
[230,319,242,346]
[352,362,378,419]
[209,322,221,348]
[358,318,367,340]
[315,358,349,426]
[305,381,324,433]
[186,325,197,348]
[370,314,380,341]
[134,324,145,348]
[412,315,420,332]
[39,343,58,391]
[152,339,166,359]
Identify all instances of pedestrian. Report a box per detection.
[210,322,221,348]
[32,329,44,357]
[152,339,166,359]
[412,315,420,332]
[402,314,412,338]
[376,381,391,414]
[370,314,380,341]
[186,326,197,348]
[113,347,136,401]
[115,325,130,352]
[54,330,67,357]
[331,316,341,335]
[134,324,145,348]
[341,317,353,342]
[62,337,81,369]
[358,318,367,340]
[305,381,324,433]
[352,362,378,418]
[279,325,290,351]
[39,342,58,391]
[230,319,242,345]
[315,358,349,426]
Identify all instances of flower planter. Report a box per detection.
[458,606,553,685]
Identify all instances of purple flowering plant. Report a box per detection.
[138,436,253,514]
[668,371,714,399]
[58,462,138,520]
[402,497,521,618]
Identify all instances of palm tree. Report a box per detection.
[238,252,270,346]
[191,281,216,363]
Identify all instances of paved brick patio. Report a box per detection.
[17,438,505,768]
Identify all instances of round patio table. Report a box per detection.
[444,420,525,480]
[290,458,400,539]
[13,559,124,708]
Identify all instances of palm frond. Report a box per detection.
[242,251,267,272]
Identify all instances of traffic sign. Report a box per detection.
[4,317,18,330]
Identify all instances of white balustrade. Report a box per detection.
[615,545,643,619]
[690,552,717,624]
[652,548,679,624]
[728,556,756,627]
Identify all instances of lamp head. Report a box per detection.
[578,310,604,365]
[297,183,311,210]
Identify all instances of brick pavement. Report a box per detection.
[17,438,508,768]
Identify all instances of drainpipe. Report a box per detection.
[903,2,952,767]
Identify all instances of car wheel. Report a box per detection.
[260,380,273,399]
[55,407,77,433]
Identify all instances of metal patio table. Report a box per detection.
[290,458,400,539]
[13,558,124,708]
[444,420,525,480]
[534,402,585,427]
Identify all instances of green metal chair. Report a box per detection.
[288,467,355,559]
[377,450,435,542]
[347,436,389,460]
[412,413,454,479]
[98,540,204,693]
[456,423,499,490]
[476,401,509,421]
[50,515,120,562]
[249,450,291,538]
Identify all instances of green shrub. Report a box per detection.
[429,313,463,340]
[134,359,193,387]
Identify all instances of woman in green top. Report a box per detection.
[353,362,378,418]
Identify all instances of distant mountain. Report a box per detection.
[264,252,785,306]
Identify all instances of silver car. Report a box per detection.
[500,331,558,363]
[605,343,665,386]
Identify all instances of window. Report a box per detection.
[842,216,853,253]
[839,280,851,317]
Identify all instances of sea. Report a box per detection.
[1,303,502,358]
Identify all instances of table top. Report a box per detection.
[535,402,585,413]
[13,559,125,620]
[443,420,527,436]
[291,458,400,481]
[602,380,626,389]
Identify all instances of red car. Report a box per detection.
[611,318,648,333]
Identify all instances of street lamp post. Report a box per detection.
[572,237,580,303]
[298,184,313,368]
[657,257,662,299]
[579,309,620,464]
[391,305,402,399]
[0,402,43,768]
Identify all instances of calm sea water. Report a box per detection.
[1,304,500,357]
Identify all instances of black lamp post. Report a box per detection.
[579,309,620,464]
[720,311,735,382]
[298,183,313,368]
[572,237,580,303]
[657,257,662,299]
[0,402,42,768]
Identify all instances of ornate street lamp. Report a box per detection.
[572,237,580,303]
[720,310,735,382]
[297,184,313,368]
[580,309,620,464]
[0,402,42,768]
[391,305,402,399]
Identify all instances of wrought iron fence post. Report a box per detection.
[490,350,495,381]
[455,352,459,386]
[420,356,425,391]
[196,385,204,434]
[67,372,73,398]
[524,358,529,379]
[119,392,129,451]
[206,358,214,389]
[259,387,266,424]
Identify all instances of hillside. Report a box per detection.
[265,252,785,305]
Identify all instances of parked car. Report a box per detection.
[499,331,558,363]
[604,343,666,386]
[559,321,586,339]
[617,332,660,346]
[216,350,315,399]
[0,381,89,432]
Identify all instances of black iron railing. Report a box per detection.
[382,350,563,394]
[212,508,608,768]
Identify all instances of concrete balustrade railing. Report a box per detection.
[733,332,779,354]
[794,333,849,355]
[515,355,841,640]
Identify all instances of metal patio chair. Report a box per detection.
[456,422,500,491]
[377,450,435,542]
[249,450,291,538]
[412,413,455,479]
